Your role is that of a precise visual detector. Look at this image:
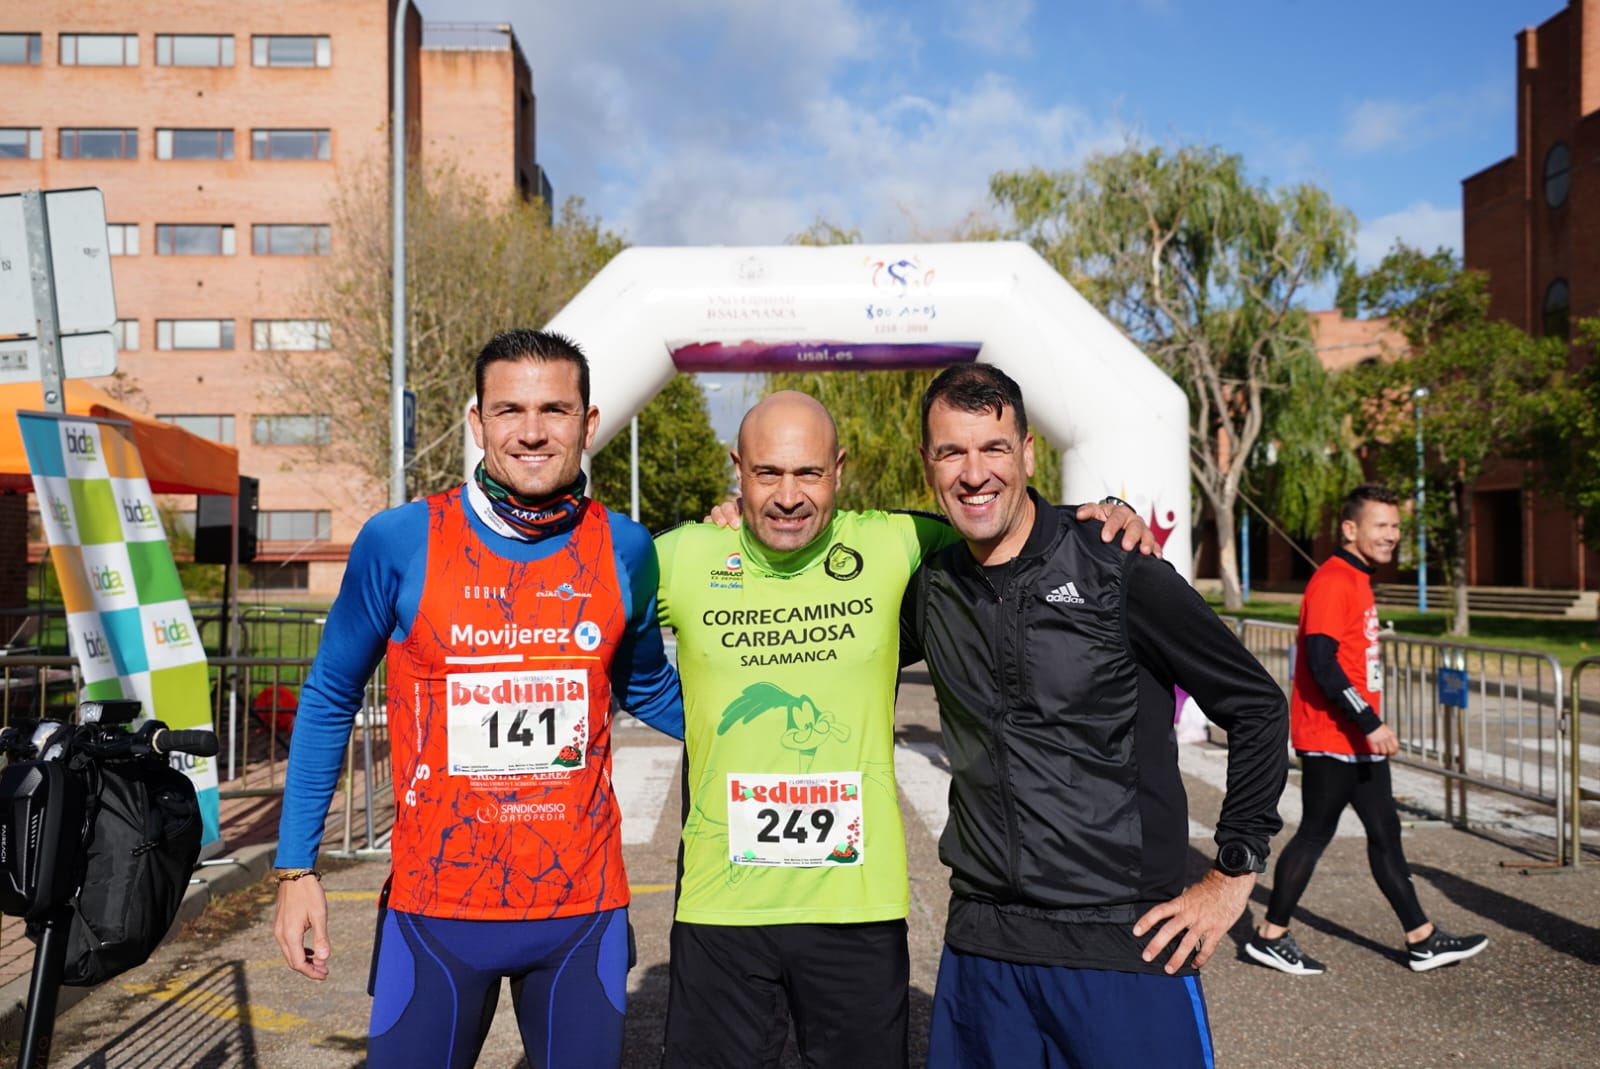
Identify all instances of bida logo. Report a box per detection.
[121,498,156,525]
[64,427,97,459]
[151,618,193,646]
[90,565,126,594]
[80,630,108,660]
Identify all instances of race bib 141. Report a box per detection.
[446,669,590,777]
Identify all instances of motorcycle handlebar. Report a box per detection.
[150,729,220,759]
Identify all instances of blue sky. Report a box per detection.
[420,0,1562,273]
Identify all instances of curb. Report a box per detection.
[0,841,279,1046]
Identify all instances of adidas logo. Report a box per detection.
[1045,581,1085,605]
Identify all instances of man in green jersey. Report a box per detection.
[654,391,1152,1069]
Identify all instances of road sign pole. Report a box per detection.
[20,191,66,413]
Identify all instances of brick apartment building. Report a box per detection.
[1462,0,1600,592]
[0,1,543,599]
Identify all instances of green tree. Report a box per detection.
[266,161,626,500]
[990,144,1356,606]
[589,374,729,533]
[1539,321,1600,558]
[1339,245,1569,637]
[760,221,1063,514]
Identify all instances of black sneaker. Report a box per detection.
[1245,931,1326,975]
[1407,928,1488,972]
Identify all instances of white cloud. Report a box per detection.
[485,0,1120,247]
[945,0,1035,57]
[1341,100,1423,154]
[1355,201,1461,266]
[1340,83,1506,155]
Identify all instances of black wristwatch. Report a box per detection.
[1100,495,1132,510]
[1216,841,1265,877]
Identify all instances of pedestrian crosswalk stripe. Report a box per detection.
[613,746,682,844]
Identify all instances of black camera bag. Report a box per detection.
[27,755,203,986]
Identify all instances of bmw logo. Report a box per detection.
[574,620,602,651]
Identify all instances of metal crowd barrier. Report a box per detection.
[1569,656,1600,868]
[1222,616,1581,863]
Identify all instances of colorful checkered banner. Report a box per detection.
[18,411,222,846]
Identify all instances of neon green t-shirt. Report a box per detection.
[656,510,956,925]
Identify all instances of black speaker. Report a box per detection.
[194,475,258,564]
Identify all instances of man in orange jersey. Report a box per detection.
[273,330,684,1068]
[1247,484,1487,976]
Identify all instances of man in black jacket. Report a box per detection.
[901,364,1289,1069]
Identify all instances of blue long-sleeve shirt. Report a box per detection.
[274,492,683,868]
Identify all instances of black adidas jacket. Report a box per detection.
[901,492,1287,974]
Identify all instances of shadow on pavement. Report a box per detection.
[1412,862,1600,967]
[65,961,260,1069]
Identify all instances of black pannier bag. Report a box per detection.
[26,755,203,986]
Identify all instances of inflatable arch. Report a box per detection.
[466,241,1192,577]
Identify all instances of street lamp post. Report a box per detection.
[630,416,640,522]
[1414,386,1429,612]
[390,0,410,508]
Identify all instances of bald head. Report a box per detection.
[732,391,845,553]
[737,391,839,457]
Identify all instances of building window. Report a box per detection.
[156,128,235,161]
[1544,141,1570,210]
[156,34,234,67]
[245,561,309,590]
[252,319,331,351]
[253,414,330,446]
[252,35,331,68]
[59,128,138,160]
[0,34,42,65]
[0,128,42,159]
[158,414,235,444]
[252,224,330,256]
[106,223,139,256]
[156,224,235,256]
[60,34,140,67]
[1543,279,1571,340]
[112,319,139,352]
[259,510,331,541]
[251,129,330,161]
[156,319,235,351]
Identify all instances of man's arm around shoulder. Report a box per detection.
[1120,553,1289,971]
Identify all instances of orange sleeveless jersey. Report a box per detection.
[1290,553,1381,756]
[383,489,630,919]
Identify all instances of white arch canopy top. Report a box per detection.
[476,241,1192,576]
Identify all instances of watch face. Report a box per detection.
[1219,842,1253,874]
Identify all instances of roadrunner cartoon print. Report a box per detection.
[718,681,852,770]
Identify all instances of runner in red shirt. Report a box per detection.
[1246,484,1487,976]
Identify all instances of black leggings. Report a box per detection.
[1264,756,1428,932]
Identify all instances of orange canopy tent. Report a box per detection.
[0,379,238,495]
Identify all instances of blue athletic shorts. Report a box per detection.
[368,906,632,1069]
[927,946,1216,1069]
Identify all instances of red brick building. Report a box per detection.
[0,2,543,599]
[1462,0,1600,591]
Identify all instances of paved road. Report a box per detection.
[19,673,1600,1068]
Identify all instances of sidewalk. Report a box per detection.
[8,701,1600,1066]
